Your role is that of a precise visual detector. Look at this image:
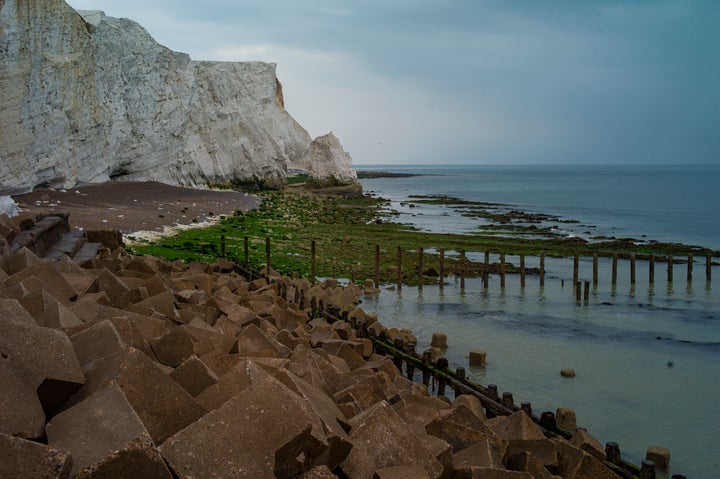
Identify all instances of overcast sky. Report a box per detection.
[66,0,719,166]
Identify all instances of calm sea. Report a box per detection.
[356,164,720,479]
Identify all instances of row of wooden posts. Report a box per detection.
[221,235,714,292]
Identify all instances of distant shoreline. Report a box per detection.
[356,170,427,179]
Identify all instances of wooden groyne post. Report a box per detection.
[687,254,693,283]
[630,254,636,284]
[311,240,317,285]
[707,255,712,283]
[611,254,618,287]
[667,255,673,283]
[649,254,655,284]
[244,236,249,264]
[397,246,403,291]
[592,253,599,286]
[460,250,466,290]
[265,237,271,277]
[573,254,579,287]
[500,253,506,288]
[374,244,380,289]
[483,251,490,289]
[439,249,445,291]
[520,254,526,288]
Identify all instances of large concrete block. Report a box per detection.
[507,439,559,470]
[374,465,431,479]
[453,468,533,479]
[37,301,85,330]
[426,405,500,453]
[3,246,42,275]
[393,394,451,436]
[569,428,605,462]
[0,432,72,479]
[46,385,173,478]
[0,355,46,439]
[288,344,357,397]
[340,400,445,479]
[506,450,556,479]
[169,355,219,397]
[68,348,206,445]
[333,375,390,417]
[4,260,77,301]
[452,434,508,471]
[487,411,546,442]
[70,319,128,366]
[160,370,345,479]
[1,310,84,416]
[149,325,195,367]
[232,323,291,358]
[553,439,620,479]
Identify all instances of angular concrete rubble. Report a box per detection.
[0,214,625,478]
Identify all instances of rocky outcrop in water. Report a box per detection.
[0,0,356,197]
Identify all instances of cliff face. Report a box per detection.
[0,0,355,197]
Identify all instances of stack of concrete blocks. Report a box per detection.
[0,213,621,479]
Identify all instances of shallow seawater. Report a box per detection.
[361,255,720,479]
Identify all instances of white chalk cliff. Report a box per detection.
[0,0,357,200]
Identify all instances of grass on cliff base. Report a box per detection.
[127,187,717,285]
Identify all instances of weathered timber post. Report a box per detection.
[483,251,490,289]
[418,247,424,291]
[502,392,514,409]
[584,281,590,302]
[667,255,673,283]
[406,343,417,381]
[265,237,271,278]
[575,281,582,302]
[605,442,621,465]
[520,254,526,288]
[500,253,506,288]
[521,402,533,418]
[486,384,499,401]
[611,254,618,287]
[311,240,317,285]
[436,357,449,396]
[421,350,433,386]
[439,249,445,291]
[639,460,657,479]
[220,235,226,258]
[374,244,380,289]
[454,367,466,397]
[244,236,249,264]
[460,250,466,290]
[540,411,556,431]
[397,246,403,291]
[649,254,655,284]
[630,254,636,284]
[687,254,693,283]
[707,255,712,283]
[539,252,545,287]
[573,254,579,287]
[592,253,599,286]
[392,338,404,373]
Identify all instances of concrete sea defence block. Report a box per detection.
[46,385,172,478]
[160,371,349,478]
[68,348,206,445]
[340,400,446,479]
[149,325,195,367]
[69,319,128,366]
[487,411,546,442]
[169,355,219,397]
[425,405,500,453]
[0,432,72,479]
[0,354,46,440]
[452,434,509,471]
[0,306,84,416]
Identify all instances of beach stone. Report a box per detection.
[149,325,195,368]
[556,407,577,432]
[160,370,347,479]
[469,350,487,366]
[70,319,128,366]
[569,428,605,462]
[68,348,205,445]
[0,432,72,479]
[0,355,46,439]
[645,446,670,472]
[560,369,576,378]
[374,465,431,479]
[487,411,546,442]
[46,385,172,478]
[426,404,499,453]
[340,400,445,479]
[0,308,84,416]
[431,332,448,349]
[169,355,219,397]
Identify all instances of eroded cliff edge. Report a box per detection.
[0,0,356,202]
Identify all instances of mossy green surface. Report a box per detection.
[128,189,718,285]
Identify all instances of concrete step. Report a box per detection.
[44,230,86,261]
[10,215,69,256]
[73,242,102,263]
